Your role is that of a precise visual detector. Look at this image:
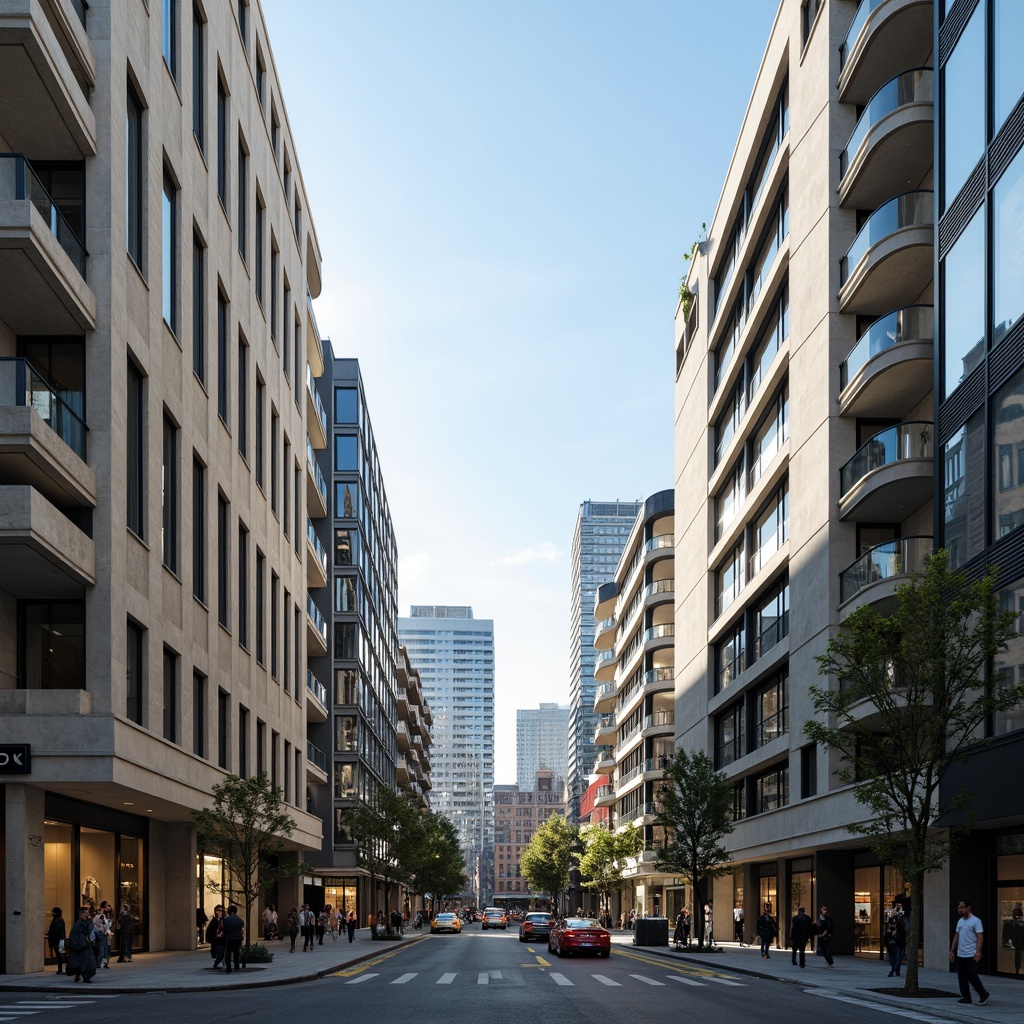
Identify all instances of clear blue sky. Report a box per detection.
[261,0,779,784]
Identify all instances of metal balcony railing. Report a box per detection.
[306,365,327,437]
[306,439,327,504]
[306,741,327,773]
[306,669,327,707]
[840,421,934,497]
[306,594,326,640]
[0,358,87,458]
[306,517,328,574]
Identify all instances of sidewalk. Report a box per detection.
[0,930,427,993]
[613,933,1020,1023]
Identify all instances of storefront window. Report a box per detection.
[996,836,1024,978]
[42,820,73,963]
[788,857,814,931]
[324,881,358,919]
[853,865,879,956]
[118,835,144,946]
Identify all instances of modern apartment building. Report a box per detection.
[0,0,327,973]
[493,768,564,909]
[567,500,643,821]
[592,490,675,923]
[396,645,433,810]
[305,353,401,918]
[672,0,945,964]
[398,606,495,904]
[515,702,569,792]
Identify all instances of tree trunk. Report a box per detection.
[694,876,706,951]
[903,870,924,996]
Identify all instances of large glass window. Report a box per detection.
[941,4,985,208]
[162,413,179,572]
[943,207,986,397]
[754,763,788,814]
[716,542,745,618]
[754,579,790,661]
[751,483,789,576]
[995,582,1024,738]
[336,480,360,519]
[993,367,1024,542]
[192,235,205,381]
[943,409,984,569]
[993,147,1024,346]
[192,5,204,149]
[335,434,359,472]
[19,601,85,689]
[715,381,746,465]
[163,647,178,743]
[715,620,745,694]
[715,460,745,541]
[715,299,744,392]
[192,456,206,602]
[335,388,358,423]
[750,384,789,487]
[126,84,143,267]
[237,141,247,260]
[162,0,178,78]
[748,189,788,311]
[715,702,745,768]
[749,290,789,402]
[756,671,788,747]
[994,0,1024,137]
[334,716,358,752]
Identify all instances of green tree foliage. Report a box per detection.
[655,749,734,949]
[807,550,1023,995]
[407,812,468,917]
[191,773,308,944]
[578,822,643,919]
[520,814,576,908]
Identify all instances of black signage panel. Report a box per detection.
[0,744,31,774]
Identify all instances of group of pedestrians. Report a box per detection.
[753,903,834,966]
[282,905,357,951]
[46,902,138,982]
[203,904,245,973]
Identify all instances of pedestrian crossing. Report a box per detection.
[337,968,748,989]
[0,998,117,1023]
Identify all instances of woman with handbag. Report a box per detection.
[47,908,66,975]
[66,907,98,982]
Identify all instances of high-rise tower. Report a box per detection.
[515,703,569,791]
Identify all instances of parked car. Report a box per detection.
[518,912,556,943]
[481,907,508,930]
[548,917,611,957]
[430,913,462,934]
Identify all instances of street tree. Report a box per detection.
[520,814,577,910]
[191,773,308,949]
[407,811,468,918]
[655,749,735,949]
[807,550,1023,995]
[578,821,643,921]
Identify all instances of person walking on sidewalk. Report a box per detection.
[300,904,314,951]
[346,910,357,943]
[950,899,990,1005]
[66,907,98,983]
[222,904,244,974]
[884,910,905,977]
[756,903,777,959]
[286,907,299,952]
[790,906,812,967]
[206,905,226,968]
[817,906,835,967]
[47,907,66,975]
[116,903,134,963]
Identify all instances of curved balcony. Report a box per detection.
[839,0,934,105]
[594,579,618,620]
[839,305,934,418]
[839,421,933,522]
[644,666,674,689]
[644,578,675,608]
[593,681,617,714]
[839,191,933,315]
[643,623,675,646]
[839,69,933,211]
[594,713,617,746]
[594,648,617,683]
[594,615,617,651]
[839,535,932,608]
[593,752,616,776]
[644,533,673,564]
[643,710,675,735]
[594,785,617,808]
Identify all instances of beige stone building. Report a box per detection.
[0,0,328,972]
[674,0,938,960]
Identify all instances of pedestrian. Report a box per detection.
[286,907,299,952]
[206,905,226,968]
[222,904,244,974]
[47,907,66,975]
[300,903,314,950]
[949,899,991,1005]
[317,907,328,944]
[1010,905,1024,975]
[791,906,812,968]
[346,910,357,943]
[884,911,905,977]
[66,906,98,983]
[704,902,714,946]
[196,906,208,945]
[817,905,835,967]
[734,906,745,945]
[116,903,134,962]
[682,906,691,943]
[674,910,686,949]
[756,903,778,959]
[92,902,112,968]
[390,907,403,936]
[628,908,636,931]
[262,904,275,941]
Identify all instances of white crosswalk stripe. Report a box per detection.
[391,973,418,984]
[15,1006,78,1010]
[477,973,489,985]
[549,973,573,986]
[345,973,378,984]
[704,977,745,986]
[630,974,665,986]
[592,974,621,986]
[436,972,456,984]
[668,975,706,986]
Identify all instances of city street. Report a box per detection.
[0,927,1003,1024]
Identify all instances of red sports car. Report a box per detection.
[548,917,611,958]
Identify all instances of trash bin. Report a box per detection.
[633,916,669,946]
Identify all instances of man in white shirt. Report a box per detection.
[949,899,991,1005]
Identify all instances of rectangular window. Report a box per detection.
[750,383,789,487]
[216,76,228,206]
[754,580,790,661]
[270,245,279,343]
[126,83,144,267]
[715,459,745,542]
[192,671,206,757]
[255,375,265,489]
[271,410,279,514]
[715,701,745,768]
[255,193,265,306]
[294,194,302,241]
[293,314,301,405]
[126,620,144,725]
[283,588,290,693]
[335,435,359,472]
[715,542,744,618]
[162,0,178,78]
[282,281,291,379]
[217,494,230,627]
[284,739,291,803]
[217,290,229,422]
[754,764,788,814]
[271,730,279,787]
[756,671,789,747]
[162,412,179,572]
[271,571,280,679]
[800,745,817,799]
[271,107,280,157]
[295,748,302,806]
[715,620,745,694]
[127,360,145,537]
[218,689,229,769]
[162,647,178,743]
[294,465,301,554]
[192,5,204,148]
[256,44,266,108]
[256,719,266,777]
[237,334,248,459]
[237,0,248,48]
[162,169,178,332]
[993,368,1024,543]
[293,605,301,697]
[238,705,249,778]
[192,455,206,601]
[715,380,745,466]
[255,548,265,665]
[237,139,248,261]
[750,483,789,577]
[192,234,205,381]
[238,521,248,648]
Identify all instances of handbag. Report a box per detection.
[58,939,65,953]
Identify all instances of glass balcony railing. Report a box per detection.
[595,649,616,670]
[305,365,327,438]
[644,711,674,730]
[840,191,933,284]
[596,785,615,801]
[644,667,674,686]
[840,69,933,178]
[306,517,327,574]
[644,579,675,599]
[306,741,327,773]
[594,682,616,706]
[596,615,616,634]
[306,439,327,505]
[306,668,327,707]
[643,624,675,643]
[644,534,673,554]
[0,358,87,458]
[840,305,934,389]
[840,0,885,69]
[0,154,87,277]
[840,535,933,603]
[840,421,934,497]
[306,594,326,641]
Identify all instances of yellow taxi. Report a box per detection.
[430,912,462,934]
[481,907,508,930]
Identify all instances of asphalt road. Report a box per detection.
[0,927,958,1024]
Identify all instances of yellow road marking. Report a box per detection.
[520,953,551,968]
[333,947,406,977]
[613,948,732,978]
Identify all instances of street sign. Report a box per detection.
[0,744,30,774]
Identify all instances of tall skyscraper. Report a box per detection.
[516,703,569,791]
[398,606,495,904]
[567,500,642,820]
